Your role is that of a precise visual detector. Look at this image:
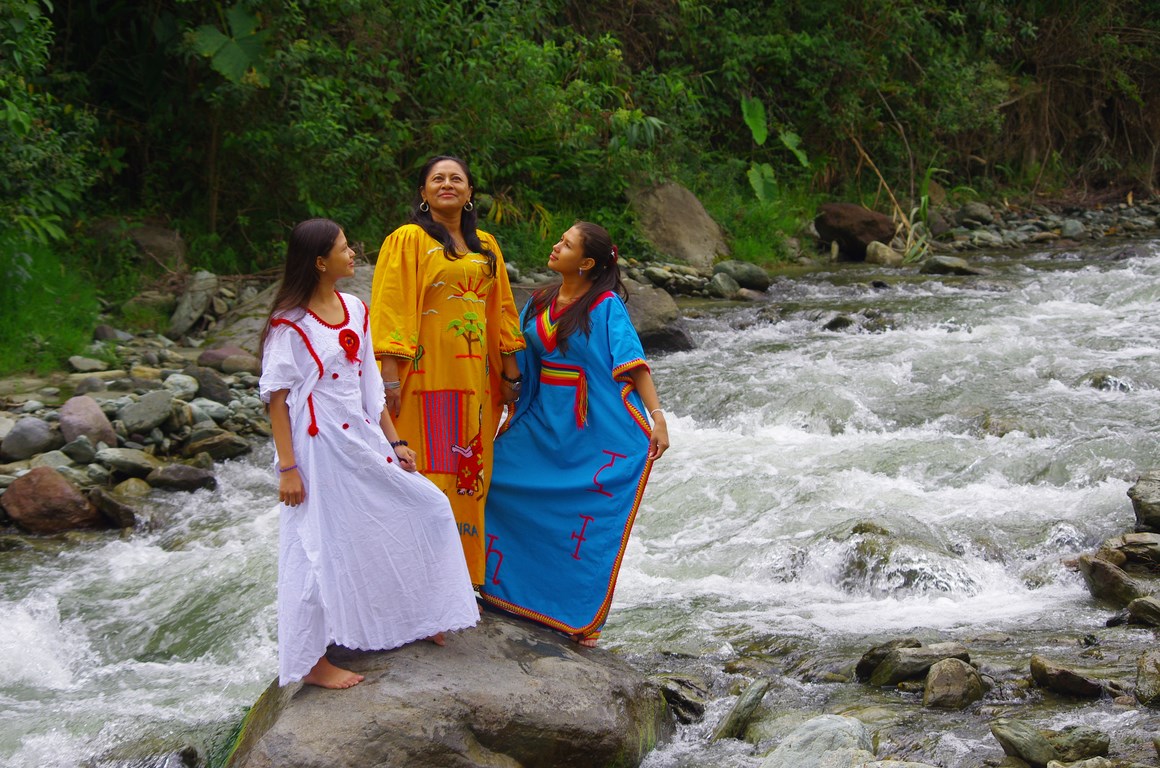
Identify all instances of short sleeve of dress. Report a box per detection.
[597,294,650,379]
[259,322,304,403]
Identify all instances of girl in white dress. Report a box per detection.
[259,218,479,688]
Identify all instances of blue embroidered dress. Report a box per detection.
[480,291,654,638]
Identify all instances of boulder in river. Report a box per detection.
[0,466,106,533]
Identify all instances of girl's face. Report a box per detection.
[548,225,593,277]
[420,160,472,216]
[317,230,356,279]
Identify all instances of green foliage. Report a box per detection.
[0,235,99,375]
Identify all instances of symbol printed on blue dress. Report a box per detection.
[571,515,595,560]
[486,533,504,584]
[587,450,628,497]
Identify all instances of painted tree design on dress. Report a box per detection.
[447,311,484,358]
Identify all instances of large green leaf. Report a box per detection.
[740,95,768,146]
[778,129,810,168]
[746,161,777,202]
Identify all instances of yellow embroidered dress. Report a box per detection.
[370,224,525,584]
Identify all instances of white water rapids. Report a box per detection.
[3,241,1160,766]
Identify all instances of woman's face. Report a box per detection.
[317,230,356,279]
[548,225,592,276]
[420,160,472,216]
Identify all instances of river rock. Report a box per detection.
[1127,470,1160,532]
[814,203,896,261]
[919,255,987,276]
[865,241,904,267]
[714,260,771,292]
[1136,649,1160,707]
[60,395,118,448]
[991,718,1059,767]
[1077,553,1146,607]
[629,182,729,271]
[711,677,771,741]
[1029,654,1104,698]
[956,202,995,226]
[189,397,232,424]
[183,430,251,461]
[221,353,261,375]
[708,271,741,299]
[1044,726,1109,762]
[1127,596,1160,626]
[867,642,970,686]
[89,486,142,528]
[68,355,109,373]
[655,674,708,724]
[96,447,166,478]
[1105,532,1160,567]
[922,657,984,709]
[856,638,923,681]
[0,467,105,533]
[114,477,153,497]
[227,611,670,768]
[167,270,219,339]
[146,464,217,492]
[182,366,233,405]
[61,435,98,464]
[197,345,252,371]
[119,390,176,435]
[0,417,61,461]
[758,714,873,768]
[29,450,73,470]
[162,373,200,400]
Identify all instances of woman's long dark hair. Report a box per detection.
[408,154,497,276]
[529,221,627,355]
[258,218,341,356]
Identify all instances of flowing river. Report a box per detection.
[3,239,1160,767]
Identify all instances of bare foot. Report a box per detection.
[572,634,598,648]
[427,632,446,646]
[302,656,364,689]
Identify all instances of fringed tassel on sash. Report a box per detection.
[574,372,588,429]
[540,362,588,429]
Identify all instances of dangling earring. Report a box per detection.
[321,266,327,272]
[420,201,430,213]
[578,268,584,276]
[463,201,474,212]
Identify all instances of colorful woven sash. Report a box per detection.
[540,362,588,429]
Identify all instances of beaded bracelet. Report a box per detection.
[384,380,401,390]
[649,408,664,418]
[390,439,408,448]
[278,464,298,473]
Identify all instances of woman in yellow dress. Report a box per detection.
[370,155,525,585]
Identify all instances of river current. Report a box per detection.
[3,240,1160,766]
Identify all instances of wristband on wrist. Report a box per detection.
[278,463,298,473]
[500,372,523,384]
[649,408,664,418]
[390,439,408,448]
[384,380,401,390]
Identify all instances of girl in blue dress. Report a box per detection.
[480,221,669,646]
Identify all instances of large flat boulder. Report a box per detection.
[228,611,671,768]
[629,182,729,272]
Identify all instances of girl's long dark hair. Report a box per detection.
[529,221,627,355]
[258,218,341,356]
[408,155,497,276]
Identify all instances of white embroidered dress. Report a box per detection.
[259,292,478,685]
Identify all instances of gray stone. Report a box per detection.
[956,202,995,226]
[1044,726,1109,762]
[655,674,708,724]
[630,182,729,271]
[146,464,218,492]
[221,353,261,375]
[119,390,176,435]
[28,451,73,470]
[1127,596,1160,626]
[713,260,771,291]
[923,657,984,709]
[991,718,1059,767]
[227,611,670,768]
[865,241,905,267]
[68,355,109,373]
[167,270,219,339]
[59,395,118,448]
[189,398,232,423]
[1077,553,1146,607]
[162,373,200,400]
[183,431,251,461]
[95,447,166,478]
[711,678,771,741]
[1060,219,1086,238]
[0,417,61,461]
[868,642,970,686]
[856,638,923,681]
[708,271,741,299]
[113,477,153,497]
[1105,532,1160,567]
[919,255,987,276]
[182,365,233,404]
[759,715,873,768]
[88,486,142,528]
[1127,470,1160,532]
[0,414,15,441]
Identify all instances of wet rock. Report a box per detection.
[146,464,217,492]
[708,271,741,299]
[182,365,232,404]
[0,467,105,533]
[1127,470,1160,533]
[622,280,695,353]
[183,430,251,461]
[1077,553,1146,607]
[919,255,987,276]
[29,450,72,470]
[189,397,232,424]
[1136,649,1160,707]
[991,718,1059,767]
[1127,596,1160,626]
[711,678,771,742]
[714,260,771,292]
[1105,532,1160,568]
[1,417,61,461]
[1060,219,1086,238]
[228,611,670,768]
[956,202,995,226]
[758,714,873,768]
[119,390,176,434]
[1029,654,1104,698]
[96,447,166,478]
[856,638,923,681]
[167,270,219,339]
[655,674,708,724]
[868,642,970,686]
[1044,726,1109,762]
[865,241,904,267]
[59,395,118,448]
[114,477,153,497]
[923,657,984,709]
[1078,369,1132,392]
[814,203,896,261]
[89,486,142,528]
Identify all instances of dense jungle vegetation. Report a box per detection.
[2,0,1159,373]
